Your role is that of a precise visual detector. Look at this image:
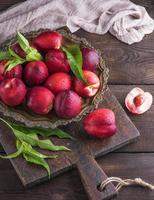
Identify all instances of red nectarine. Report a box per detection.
[73,70,100,97]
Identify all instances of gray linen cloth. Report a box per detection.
[0,0,154,45]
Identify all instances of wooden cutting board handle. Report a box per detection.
[76,154,117,200]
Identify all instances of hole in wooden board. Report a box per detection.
[97,182,106,192]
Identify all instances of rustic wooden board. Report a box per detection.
[1,153,154,200]
[0,88,140,187]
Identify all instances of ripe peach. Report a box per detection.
[26,86,54,114]
[34,31,62,51]
[73,70,100,97]
[0,61,22,82]
[0,78,26,106]
[54,90,82,119]
[82,48,99,71]
[83,108,117,138]
[45,49,70,74]
[23,61,49,86]
[45,72,71,95]
[125,87,153,114]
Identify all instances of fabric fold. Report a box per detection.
[0,0,153,45]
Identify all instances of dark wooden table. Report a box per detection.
[0,0,154,199]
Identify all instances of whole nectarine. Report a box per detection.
[45,72,71,95]
[26,86,54,114]
[73,70,100,97]
[0,78,26,106]
[45,49,70,74]
[54,90,82,119]
[83,108,117,138]
[34,31,62,51]
[24,61,49,86]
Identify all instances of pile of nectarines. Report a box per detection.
[0,31,100,119]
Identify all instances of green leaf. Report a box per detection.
[13,128,70,152]
[5,59,24,72]
[37,139,70,151]
[26,50,43,61]
[0,51,12,61]
[0,142,23,159]
[39,128,73,139]
[16,32,30,54]
[11,123,73,139]
[23,152,51,176]
[17,140,57,159]
[0,118,71,176]
[62,45,87,84]
[3,47,25,72]
[10,123,37,135]
[8,47,23,60]
[68,45,83,68]
[17,32,43,61]
[17,140,57,176]
[0,118,70,152]
[0,117,14,131]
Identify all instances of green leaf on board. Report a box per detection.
[11,123,73,139]
[0,118,71,152]
[16,140,57,176]
[0,114,72,175]
[0,142,23,159]
[13,129,70,151]
[62,45,87,84]
[38,127,73,139]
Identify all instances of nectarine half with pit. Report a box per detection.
[125,87,153,114]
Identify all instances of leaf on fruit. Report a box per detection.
[0,51,12,61]
[16,32,30,54]
[17,32,43,61]
[8,47,23,60]
[5,58,24,72]
[26,49,43,61]
[0,47,25,72]
[0,32,42,73]
[62,45,87,84]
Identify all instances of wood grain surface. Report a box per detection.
[0,0,154,200]
[0,88,139,188]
